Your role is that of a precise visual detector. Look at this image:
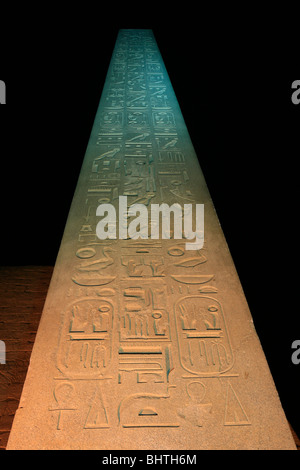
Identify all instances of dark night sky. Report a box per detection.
[0,13,299,437]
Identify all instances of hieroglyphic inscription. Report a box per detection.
[51,29,247,432]
[7,29,296,450]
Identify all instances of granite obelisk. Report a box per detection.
[7,30,296,450]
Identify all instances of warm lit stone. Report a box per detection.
[6,30,296,450]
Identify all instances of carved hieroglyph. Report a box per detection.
[7,30,296,450]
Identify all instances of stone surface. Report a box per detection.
[6,30,296,450]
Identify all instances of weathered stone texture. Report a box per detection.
[6,30,296,450]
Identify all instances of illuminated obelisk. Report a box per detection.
[7,30,296,450]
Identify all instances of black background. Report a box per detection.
[0,8,299,441]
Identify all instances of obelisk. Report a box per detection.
[6,29,296,450]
